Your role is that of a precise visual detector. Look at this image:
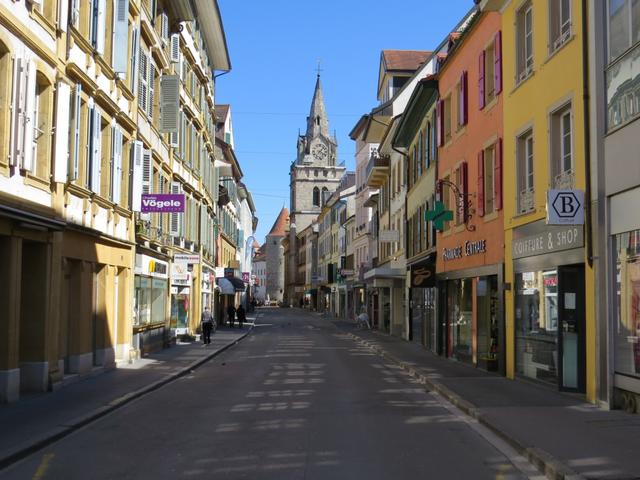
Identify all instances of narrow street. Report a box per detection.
[0,308,539,480]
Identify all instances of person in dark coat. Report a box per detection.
[236,304,246,329]
[226,304,236,328]
[200,307,214,345]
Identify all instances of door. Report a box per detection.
[558,265,585,392]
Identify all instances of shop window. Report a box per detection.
[549,0,572,53]
[515,270,559,385]
[517,130,535,214]
[446,279,473,363]
[550,104,574,189]
[614,230,640,378]
[516,1,534,83]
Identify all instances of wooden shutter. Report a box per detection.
[89,107,102,194]
[130,26,139,92]
[112,0,129,74]
[436,100,444,147]
[138,47,147,112]
[160,75,179,133]
[95,0,106,54]
[9,56,25,167]
[130,140,143,211]
[111,126,123,203]
[58,0,69,32]
[477,150,485,217]
[212,163,219,204]
[494,138,503,210]
[170,34,180,63]
[494,30,503,95]
[70,84,81,181]
[170,184,181,235]
[22,60,36,173]
[147,62,155,118]
[70,0,80,26]
[461,161,469,222]
[54,82,71,183]
[459,70,468,126]
[478,50,486,110]
[140,148,151,219]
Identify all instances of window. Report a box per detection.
[517,2,534,82]
[608,0,640,62]
[443,96,452,143]
[484,146,496,215]
[313,187,320,206]
[458,72,468,126]
[477,139,503,217]
[517,130,535,214]
[549,0,572,52]
[551,104,574,189]
[32,72,53,180]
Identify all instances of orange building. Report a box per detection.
[435,10,505,374]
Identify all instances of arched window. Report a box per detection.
[321,187,328,206]
[313,187,320,206]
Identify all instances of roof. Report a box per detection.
[252,239,261,249]
[215,104,230,123]
[382,50,431,72]
[267,207,289,237]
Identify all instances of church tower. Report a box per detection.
[289,75,346,233]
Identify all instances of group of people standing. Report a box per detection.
[200,304,247,346]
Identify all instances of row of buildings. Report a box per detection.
[279,0,640,410]
[0,0,257,403]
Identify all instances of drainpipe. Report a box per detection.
[582,0,593,268]
[392,144,411,340]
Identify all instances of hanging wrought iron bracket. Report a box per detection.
[436,179,476,232]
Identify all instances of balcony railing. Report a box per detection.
[554,169,575,190]
[365,152,390,188]
[518,188,535,214]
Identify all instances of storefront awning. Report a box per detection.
[216,277,245,295]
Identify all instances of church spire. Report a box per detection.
[306,74,330,139]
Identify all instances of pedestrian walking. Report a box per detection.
[226,304,236,328]
[357,309,370,330]
[237,304,246,329]
[201,307,214,345]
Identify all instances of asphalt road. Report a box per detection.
[1,308,539,480]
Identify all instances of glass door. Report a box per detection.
[558,265,586,392]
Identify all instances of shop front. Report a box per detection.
[171,259,192,337]
[437,240,505,374]
[134,254,169,354]
[409,254,437,351]
[512,221,586,392]
[202,264,215,320]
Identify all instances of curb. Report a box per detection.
[348,332,584,480]
[0,328,252,471]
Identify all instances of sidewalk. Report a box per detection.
[0,323,253,470]
[335,320,640,480]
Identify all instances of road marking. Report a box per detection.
[32,453,54,480]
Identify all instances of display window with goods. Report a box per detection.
[615,230,640,378]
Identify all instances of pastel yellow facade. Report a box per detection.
[499,0,596,400]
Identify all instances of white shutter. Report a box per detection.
[160,75,179,133]
[112,0,129,74]
[147,62,155,118]
[95,0,106,54]
[9,56,25,167]
[170,181,181,236]
[179,110,185,159]
[70,0,80,27]
[160,12,168,41]
[22,60,36,173]
[141,149,151,194]
[111,126,123,203]
[89,107,102,194]
[130,140,143,211]
[212,164,219,204]
[130,27,139,92]
[138,47,147,113]
[69,84,81,181]
[170,34,180,63]
[58,0,69,32]
[200,203,206,247]
[54,82,71,183]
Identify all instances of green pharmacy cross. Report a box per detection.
[425,201,453,231]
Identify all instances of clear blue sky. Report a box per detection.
[216,0,475,245]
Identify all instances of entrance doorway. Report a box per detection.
[558,265,586,392]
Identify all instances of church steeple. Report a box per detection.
[306,74,330,139]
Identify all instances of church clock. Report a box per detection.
[311,143,328,161]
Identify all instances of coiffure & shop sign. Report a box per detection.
[141,194,185,213]
[442,240,487,261]
[512,221,583,259]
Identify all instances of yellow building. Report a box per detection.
[483,0,595,399]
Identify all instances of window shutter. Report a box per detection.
[9,56,25,167]
[95,0,106,54]
[70,0,80,26]
[130,26,139,92]
[140,148,151,219]
[461,161,469,222]
[436,100,444,147]
[477,150,485,217]
[130,140,143,211]
[54,82,71,183]
[170,34,180,63]
[69,84,81,181]
[22,60,36,173]
[200,203,206,247]
[494,138,503,210]
[160,75,180,133]
[212,164,219,204]
[147,62,155,118]
[459,71,468,126]
[58,0,69,32]
[179,110,185,159]
[112,0,129,74]
[170,184,181,235]
[90,107,102,194]
[494,30,503,95]
[138,47,147,113]
[160,11,168,40]
[111,126,123,203]
[478,50,486,110]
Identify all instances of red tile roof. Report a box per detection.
[267,207,289,237]
[382,50,432,71]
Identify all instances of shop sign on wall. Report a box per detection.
[547,189,584,225]
[171,262,189,284]
[442,240,487,261]
[379,230,400,243]
[411,255,436,288]
[174,254,200,264]
[141,194,185,213]
[242,272,250,283]
[512,222,583,259]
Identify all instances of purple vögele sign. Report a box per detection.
[141,194,185,213]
